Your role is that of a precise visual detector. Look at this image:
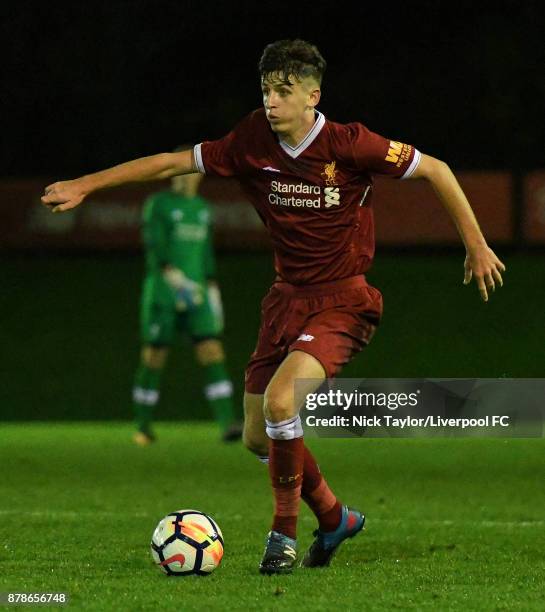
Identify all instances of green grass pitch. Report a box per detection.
[1,423,544,610]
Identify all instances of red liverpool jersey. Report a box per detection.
[194,108,420,285]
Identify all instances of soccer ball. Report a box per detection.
[150,509,224,576]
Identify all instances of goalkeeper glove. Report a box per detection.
[162,267,204,312]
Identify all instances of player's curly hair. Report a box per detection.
[259,39,326,85]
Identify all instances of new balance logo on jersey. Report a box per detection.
[324,187,340,208]
[297,334,314,342]
[263,166,281,172]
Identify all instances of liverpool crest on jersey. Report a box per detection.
[321,161,338,186]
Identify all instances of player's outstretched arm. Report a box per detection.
[409,154,506,302]
[41,149,196,213]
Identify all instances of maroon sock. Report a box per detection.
[269,437,304,540]
[301,446,343,532]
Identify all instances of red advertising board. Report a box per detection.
[0,171,516,250]
[523,171,545,244]
[373,172,513,244]
[0,177,268,250]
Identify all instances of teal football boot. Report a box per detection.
[301,506,365,568]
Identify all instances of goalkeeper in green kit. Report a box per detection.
[132,165,242,445]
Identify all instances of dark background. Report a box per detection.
[3,1,545,177]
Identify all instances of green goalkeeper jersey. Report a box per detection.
[142,190,215,302]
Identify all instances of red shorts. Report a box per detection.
[244,275,383,394]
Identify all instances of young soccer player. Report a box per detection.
[41,39,505,574]
[133,169,242,445]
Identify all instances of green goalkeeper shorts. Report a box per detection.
[140,277,223,345]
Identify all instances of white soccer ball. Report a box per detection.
[151,509,224,576]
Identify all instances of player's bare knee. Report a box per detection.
[195,339,224,366]
[141,346,168,369]
[263,387,295,423]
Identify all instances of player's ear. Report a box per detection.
[304,77,321,109]
[308,87,321,108]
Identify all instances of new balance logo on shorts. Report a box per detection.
[297,334,315,342]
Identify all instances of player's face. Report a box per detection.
[261,74,320,136]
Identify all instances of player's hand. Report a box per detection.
[41,180,87,212]
[162,267,204,312]
[463,244,506,302]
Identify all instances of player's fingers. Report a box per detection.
[492,267,504,287]
[41,193,54,204]
[497,260,506,272]
[463,266,472,285]
[485,273,495,292]
[52,202,74,213]
[477,276,488,302]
